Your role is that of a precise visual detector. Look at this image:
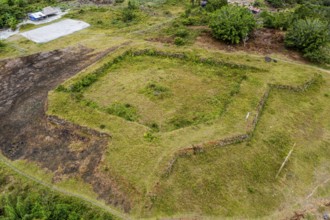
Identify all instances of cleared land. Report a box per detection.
[0,1,329,219]
[84,55,246,131]
[47,46,328,218]
[21,19,90,43]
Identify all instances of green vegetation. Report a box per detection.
[209,5,256,44]
[0,40,6,52]
[260,10,292,30]
[0,163,116,220]
[204,0,227,12]
[1,0,330,219]
[47,44,326,218]
[63,51,249,131]
[285,19,329,63]
[150,72,330,217]
[106,102,139,121]
[141,82,172,100]
[0,0,55,30]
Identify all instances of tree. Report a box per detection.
[285,18,329,63]
[209,5,256,44]
[285,18,329,51]
[205,0,227,12]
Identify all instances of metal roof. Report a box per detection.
[42,7,58,16]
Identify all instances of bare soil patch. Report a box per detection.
[0,45,134,212]
[193,27,305,62]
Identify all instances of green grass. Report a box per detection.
[47,44,325,218]
[150,72,330,218]
[83,55,246,131]
[1,0,330,218]
[0,160,118,219]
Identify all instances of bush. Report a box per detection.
[253,0,265,7]
[70,74,98,92]
[261,11,292,30]
[205,0,228,12]
[292,4,330,22]
[285,18,329,63]
[0,40,6,52]
[143,131,157,142]
[127,0,138,10]
[266,0,285,7]
[142,82,172,99]
[115,0,124,3]
[106,102,138,121]
[265,0,299,7]
[209,5,256,44]
[285,18,329,52]
[121,8,137,22]
[179,7,210,25]
[175,28,189,38]
[55,85,68,92]
[303,46,330,64]
[174,37,185,46]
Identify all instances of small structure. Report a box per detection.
[28,12,46,21]
[28,7,59,21]
[42,7,59,17]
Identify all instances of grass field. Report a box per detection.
[83,55,247,131]
[1,0,330,219]
[45,44,329,218]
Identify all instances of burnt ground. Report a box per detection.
[0,45,134,212]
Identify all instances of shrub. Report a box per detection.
[253,0,265,7]
[143,131,157,142]
[266,0,284,7]
[55,85,68,92]
[148,122,160,132]
[70,74,98,92]
[106,102,138,121]
[209,5,256,44]
[128,0,138,10]
[174,37,185,46]
[303,46,330,64]
[168,116,193,129]
[205,0,228,12]
[121,8,137,22]
[142,82,172,99]
[7,16,18,30]
[261,11,293,30]
[175,28,189,38]
[0,40,6,52]
[115,0,124,3]
[285,18,329,52]
[265,0,300,7]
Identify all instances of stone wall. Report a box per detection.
[161,74,321,178]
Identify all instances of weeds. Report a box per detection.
[141,82,172,100]
[106,102,138,121]
[144,131,157,142]
[0,40,6,52]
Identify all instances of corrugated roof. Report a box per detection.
[29,12,46,19]
[42,7,58,16]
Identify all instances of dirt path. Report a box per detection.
[0,44,135,213]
